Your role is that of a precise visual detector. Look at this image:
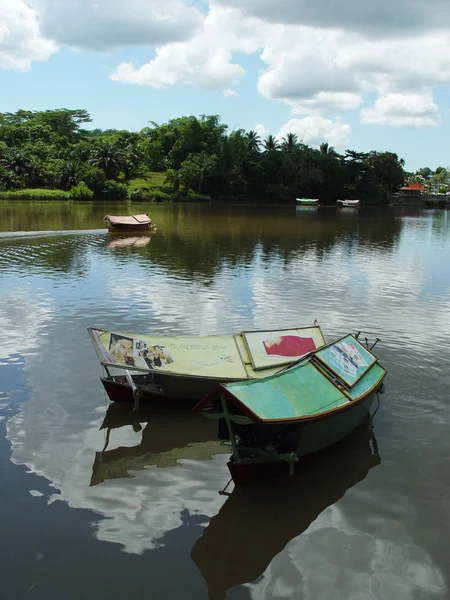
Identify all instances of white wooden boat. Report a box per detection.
[296,198,319,206]
[337,199,360,208]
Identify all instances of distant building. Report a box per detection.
[398,183,425,193]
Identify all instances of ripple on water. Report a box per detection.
[1,207,450,598]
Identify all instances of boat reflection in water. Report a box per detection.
[90,402,230,486]
[295,205,319,216]
[106,234,152,249]
[191,415,380,600]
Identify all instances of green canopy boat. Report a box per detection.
[195,334,386,485]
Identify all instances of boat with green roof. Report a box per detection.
[195,333,386,485]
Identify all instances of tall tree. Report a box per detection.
[320,142,337,156]
[263,135,280,152]
[246,130,261,153]
[281,133,299,152]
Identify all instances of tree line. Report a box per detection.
[0,108,406,202]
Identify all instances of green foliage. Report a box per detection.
[149,189,172,201]
[80,164,105,193]
[69,182,94,200]
[0,107,408,203]
[101,179,128,199]
[365,151,405,193]
[185,191,211,202]
[0,188,70,199]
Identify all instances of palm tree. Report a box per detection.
[89,141,125,179]
[281,133,299,151]
[246,130,261,153]
[263,135,280,152]
[320,142,337,156]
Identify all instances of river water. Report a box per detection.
[0,201,449,599]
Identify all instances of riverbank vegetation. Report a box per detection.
[0,108,406,203]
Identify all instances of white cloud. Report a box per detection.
[277,117,351,148]
[111,45,243,89]
[290,93,362,115]
[256,24,450,117]
[0,0,57,70]
[216,0,450,38]
[361,93,440,128]
[254,123,267,138]
[32,0,203,50]
[108,2,450,127]
[4,0,450,132]
[223,88,238,97]
[110,4,264,89]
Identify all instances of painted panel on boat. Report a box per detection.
[314,335,377,388]
[243,327,325,370]
[234,334,282,379]
[345,362,386,400]
[223,361,348,421]
[89,328,248,379]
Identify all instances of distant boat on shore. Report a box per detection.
[337,199,360,208]
[296,198,319,206]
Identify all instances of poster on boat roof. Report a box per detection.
[313,334,377,388]
[88,328,248,379]
[242,326,325,370]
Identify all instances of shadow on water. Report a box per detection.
[90,402,230,486]
[191,415,381,600]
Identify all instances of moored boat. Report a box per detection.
[88,324,326,404]
[296,198,319,206]
[104,214,155,232]
[337,199,360,208]
[195,333,386,485]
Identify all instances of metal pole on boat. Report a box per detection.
[220,394,241,461]
[370,338,381,351]
[125,370,141,412]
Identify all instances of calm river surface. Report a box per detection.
[0,201,449,599]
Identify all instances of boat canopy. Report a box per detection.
[196,335,386,423]
[104,214,152,225]
[88,325,326,380]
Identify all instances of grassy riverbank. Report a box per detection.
[0,171,213,202]
[0,189,70,200]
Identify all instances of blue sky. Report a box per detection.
[2,0,450,172]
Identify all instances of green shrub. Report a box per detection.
[70,182,94,200]
[149,189,172,202]
[101,179,128,200]
[0,188,70,199]
[185,192,211,202]
[80,165,105,193]
[128,186,152,201]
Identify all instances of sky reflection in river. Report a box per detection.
[0,204,449,599]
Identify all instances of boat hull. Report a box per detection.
[228,389,379,485]
[296,198,319,205]
[337,199,360,208]
[101,373,229,403]
[107,224,153,232]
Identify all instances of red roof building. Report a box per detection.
[399,183,425,192]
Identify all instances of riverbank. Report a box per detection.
[0,170,213,202]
